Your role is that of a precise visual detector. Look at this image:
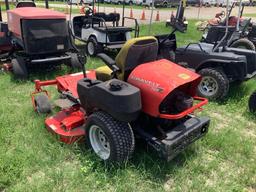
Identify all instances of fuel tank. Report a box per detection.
[127,59,201,117]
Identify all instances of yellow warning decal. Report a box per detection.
[178,73,190,80]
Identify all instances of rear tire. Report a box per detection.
[85,111,135,164]
[12,57,28,79]
[197,68,229,100]
[34,95,52,114]
[249,91,256,112]
[69,52,83,69]
[230,38,256,51]
[86,37,102,56]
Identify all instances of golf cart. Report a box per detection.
[71,0,139,56]
[174,0,256,100]
[0,1,82,79]
[31,36,210,163]
[201,0,256,50]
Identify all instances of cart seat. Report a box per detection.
[96,36,159,81]
[94,12,120,23]
[177,42,215,53]
[94,26,133,33]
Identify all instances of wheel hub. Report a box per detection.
[87,42,95,56]
[89,125,110,160]
[199,76,219,96]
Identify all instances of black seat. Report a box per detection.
[16,1,36,8]
[204,26,236,44]
[94,26,133,33]
[177,43,215,53]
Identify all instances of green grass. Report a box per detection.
[243,13,256,17]
[0,21,256,192]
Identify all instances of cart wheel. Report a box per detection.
[12,57,28,79]
[230,38,256,51]
[249,91,256,112]
[85,111,135,164]
[34,95,52,114]
[86,37,102,56]
[197,68,229,100]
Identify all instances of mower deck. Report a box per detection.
[46,109,85,144]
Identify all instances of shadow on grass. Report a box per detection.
[8,65,83,85]
[211,82,252,106]
[74,138,199,184]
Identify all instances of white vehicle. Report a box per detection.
[141,0,153,7]
[110,0,134,4]
[201,0,216,6]
[67,0,93,5]
[71,6,139,56]
[217,0,235,6]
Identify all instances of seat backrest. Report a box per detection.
[115,36,158,81]
[205,26,235,44]
[16,1,36,8]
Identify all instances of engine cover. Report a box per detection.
[7,7,66,38]
[127,59,201,117]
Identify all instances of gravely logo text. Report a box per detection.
[130,75,164,93]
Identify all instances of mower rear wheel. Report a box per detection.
[198,68,229,100]
[12,57,28,79]
[248,91,256,112]
[34,95,52,114]
[86,37,102,56]
[86,111,135,164]
[230,38,256,51]
[69,52,83,69]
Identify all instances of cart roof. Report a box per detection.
[7,7,66,20]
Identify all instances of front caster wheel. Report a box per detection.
[34,95,52,114]
[197,68,229,100]
[85,111,135,164]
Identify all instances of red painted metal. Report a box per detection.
[55,71,96,98]
[159,96,208,119]
[7,7,66,38]
[45,108,86,144]
[127,59,202,117]
[31,71,96,144]
[2,63,12,71]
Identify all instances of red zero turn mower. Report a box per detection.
[31,37,210,163]
[0,2,82,79]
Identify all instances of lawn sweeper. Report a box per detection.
[0,1,82,79]
[31,36,210,163]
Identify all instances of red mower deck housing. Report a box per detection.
[7,7,66,38]
[32,71,96,144]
